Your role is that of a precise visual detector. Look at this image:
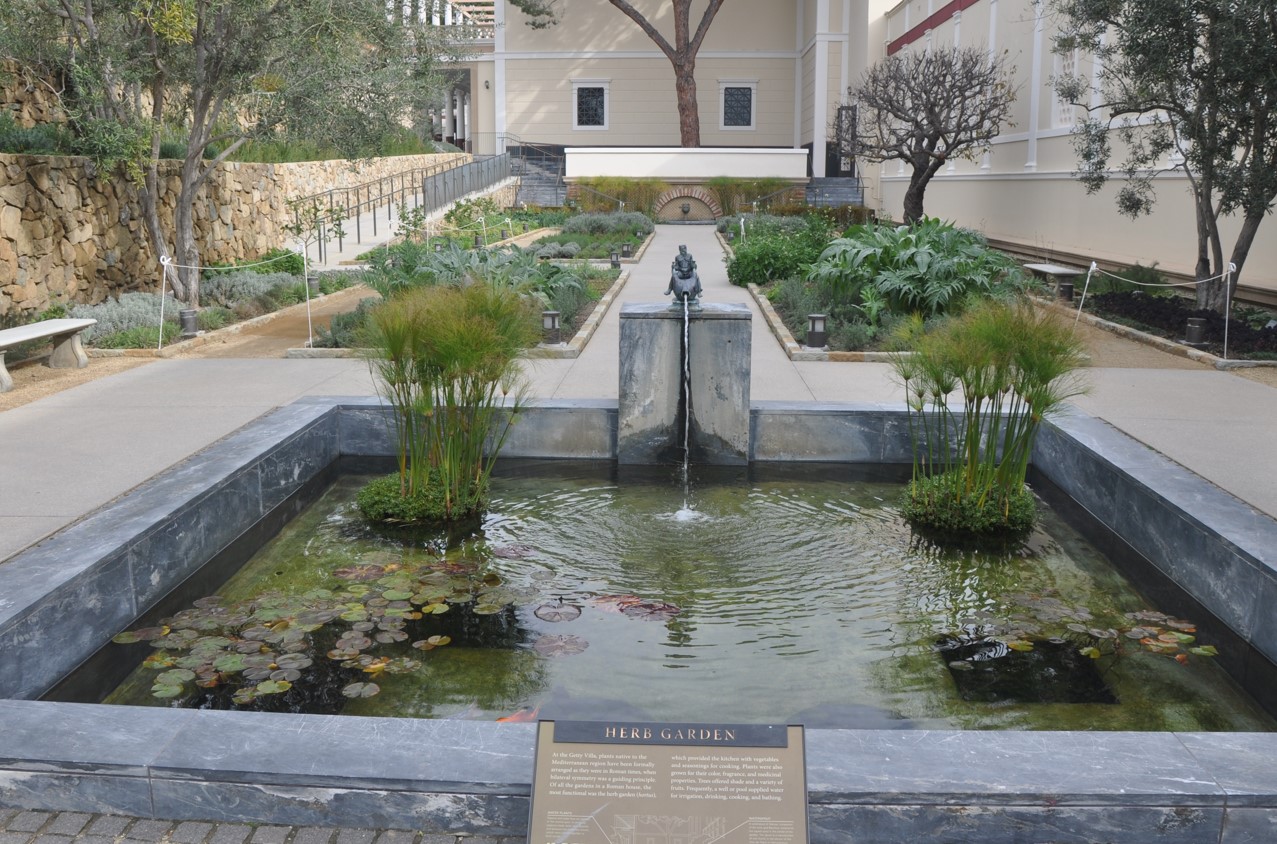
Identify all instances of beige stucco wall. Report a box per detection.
[864,0,1277,296]
[0,152,468,316]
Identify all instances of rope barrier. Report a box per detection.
[1073,261,1238,359]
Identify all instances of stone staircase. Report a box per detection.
[513,151,566,208]
[806,176,865,207]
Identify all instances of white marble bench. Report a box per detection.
[0,318,96,392]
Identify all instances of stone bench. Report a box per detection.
[0,318,96,392]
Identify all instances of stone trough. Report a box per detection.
[1,393,1276,843]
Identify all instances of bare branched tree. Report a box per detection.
[848,47,1015,223]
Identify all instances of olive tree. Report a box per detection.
[0,0,467,305]
[1051,0,1277,312]
[508,0,726,147]
[847,46,1016,224]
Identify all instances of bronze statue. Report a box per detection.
[665,244,702,307]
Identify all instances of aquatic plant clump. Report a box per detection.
[356,471,486,528]
[893,300,1088,542]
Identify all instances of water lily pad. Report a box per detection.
[473,603,505,616]
[336,633,372,651]
[142,654,176,670]
[213,654,247,672]
[1079,647,1102,659]
[375,630,409,644]
[383,590,414,601]
[412,635,452,651]
[151,684,185,699]
[192,596,225,609]
[534,602,582,623]
[275,653,313,670]
[334,565,386,582]
[270,669,302,683]
[113,626,167,644]
[255,679,292,696]
[343,682,380,698]
[1190,645,1219,657]
[420,602,450,615]
[620,600,681,621]
[533,634,589,657]
[493,544,534,559]
[157,669,197,685]
[232,687,258,705]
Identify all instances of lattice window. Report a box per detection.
[719,81,757,131]
[724,87,753,127]
[575,86,606,129]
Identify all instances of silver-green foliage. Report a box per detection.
[200,272,301,308]
[70,293,179,340]
[560,212,654,235]
[806,219,1029,320]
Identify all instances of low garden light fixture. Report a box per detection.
[306,275,320,296]
[1185,317,1207,346]
[621,243,632,258]
[434,242,443,253]
[807,314,827,349]
[1057,281,1074,302]
[523,222,530,233]
[542,310,561,345]
[610,251,621,269]
[474,234,484,248]
[179,309,199,339]
[500,228,510,240]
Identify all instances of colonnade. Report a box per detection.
[437,88,471,151]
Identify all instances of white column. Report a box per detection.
[456,91,468,149]
[812,0,831,177]
[494,0,507,151]
[443,89,456,143]
[1025,8,1044,171]
[794,1,804,149]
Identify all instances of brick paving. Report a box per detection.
[0,815,521,844]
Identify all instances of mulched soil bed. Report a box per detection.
[1088,292,1277,359]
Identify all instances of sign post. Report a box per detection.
[529,721,808,844]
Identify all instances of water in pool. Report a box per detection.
[102,462,1275,731]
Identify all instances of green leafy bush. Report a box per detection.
[201,271,301,307]
[205,248,305,278]
[196,306,234,331]
[91,323,181,349]
[901,472,1037,543]
[356,471,480,526]
[726,217,831,287]
[313,298,377,348]
[0,113,74,155]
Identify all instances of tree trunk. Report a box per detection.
[902,157,945,223]
[675,64,700,147]
[171,152,204,307]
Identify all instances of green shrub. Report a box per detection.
[313,298,377,348]
[0,113,74,155]
[196,306,234,331]
[91,322,181,349]
[726,217,831,287]
[536,241,582,259]
[356,471,484,527]
[807,218,1030,320]
[572,179,669,214]
[901,473,1038,544]
[201,271,300,307]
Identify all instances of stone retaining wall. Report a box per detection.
[0,152,469,316]
[0,62,66,127]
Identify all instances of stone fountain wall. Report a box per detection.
[0,151,468,317]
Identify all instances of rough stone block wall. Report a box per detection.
[0,61,68,127]
[0,152,468,316]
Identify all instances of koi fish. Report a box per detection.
[496,705,540,723]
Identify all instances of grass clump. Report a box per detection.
[362,283,539,528]
[893,300,1088,544]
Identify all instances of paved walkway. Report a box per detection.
[2,224,1277,839]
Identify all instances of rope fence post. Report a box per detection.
[1224,262,1237,361]
[158,255,172,352]
[1074,261,1098,328]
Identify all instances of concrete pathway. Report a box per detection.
[1,224,1277,840]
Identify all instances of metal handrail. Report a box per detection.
[293,153,513,263]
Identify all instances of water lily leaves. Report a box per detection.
[113,627,167,644]
[1079,646,1102,659]
[333,565,387,582]
[340,607,370,623]
[534,602,582,623]
[621,600,681,621]
[473,603,506,615]
[241,626,273,641]
[383,589,414,602]
[493,544,533,559]
[151,682,186,699]
[255,679,292,696]
[157,669,196,685]
[275,653,313,670]
[336,633,373,651]
[192,596,225,609]
[270,669,302,683]
[232,687,259,705]
[375,630,409,644]
[533,634,589,657]
[1005,640,1035,652]
[142,653,176,670]
[343,682,380,698]
[413,635,452,651]
[1190,645,1219,657]
[213,654,248,673]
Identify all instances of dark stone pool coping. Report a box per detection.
[1,397,1275,844]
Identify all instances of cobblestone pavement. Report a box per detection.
[0,810,519,844]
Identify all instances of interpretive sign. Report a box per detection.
[528,721,808,844]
